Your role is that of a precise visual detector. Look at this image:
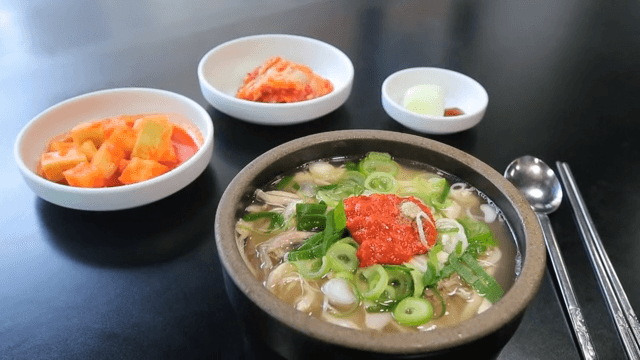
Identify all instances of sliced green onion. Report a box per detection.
[364,152,393,161]
[427,286,447,319]
[287,232,324,261]
[315,171,364,207]
[345,161,359,171]
[341,170,366,185]
[436,179,451,204]
[393,297,433,326]
[383,265,413,301]
[440,264,455,279]
[335,236,359,249]
[333,201,347,231]
[448,253,479,284]
[461,253,504,303]
[297,214,326,231]
[334,271,356,283]
[428,244,443,272]
[296,203,327,217]
[242,211,285,230]
[358,152,399,177]
[365,299,397,313]
[448,253,504,303]
[316,190,341,207]
[380,284,397,300]
[317,184,338,191]
[295,232,324,251]
[326,242,359,273]
[322,232,343,257]
[455,241,464,256]
[286,243,324,261]
[437,227,461,234]
[293,256,331,279]
[423,261,439,287]
[409,267,425,297]
[276,175,294,190]
[287,207,346,262]
[322,209,336,251]
[356,265,389,300]
[458,216,498,257]
[364,172,397,193]
[296,203,328,231]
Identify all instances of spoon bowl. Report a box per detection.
[504,155,562,214]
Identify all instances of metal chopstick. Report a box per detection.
[556,162,640,359]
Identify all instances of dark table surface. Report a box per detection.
[2,0,639,359]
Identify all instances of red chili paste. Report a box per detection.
[444,107,464,116]
[343,194,437,267]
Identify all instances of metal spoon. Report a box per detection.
[505,156,597,360]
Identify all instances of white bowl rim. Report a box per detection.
[13,87,214,209]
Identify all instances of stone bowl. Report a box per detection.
[215,130,545,359]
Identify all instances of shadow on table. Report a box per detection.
[210,106,350,167]
[36,166,217,268]
[380,116,479,153]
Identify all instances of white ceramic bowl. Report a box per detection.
[14,88,214,211]
[197,34,354,125]
[381,67,488,135]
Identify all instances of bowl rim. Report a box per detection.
[197,33,354,122]
[215,129,545,354]
[13,87,214,210]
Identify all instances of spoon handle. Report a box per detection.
[537,213,598,360]
[557,162,640,359]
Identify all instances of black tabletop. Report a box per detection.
[2,1,639,359]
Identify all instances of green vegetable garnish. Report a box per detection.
[276,175,294,190]
[364,172,398,193]
[333,201,347,231]
[242,211,285,230]
[448,252,504,303]
[393,297,433,326]
[356,265,389,300]
[296,203,328,231]
[326,242,359,273]
[358,152,400,177]
[382,265,414,301]
[458,216,499,257]
[293,256,331,279]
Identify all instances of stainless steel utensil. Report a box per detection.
[557,162,640,359]
[505,156,597,360]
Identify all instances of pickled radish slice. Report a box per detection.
[402,84,445,116]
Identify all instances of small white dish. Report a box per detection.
[197,34,354,125]
[381,67,488,135]
[14,88,214,211]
